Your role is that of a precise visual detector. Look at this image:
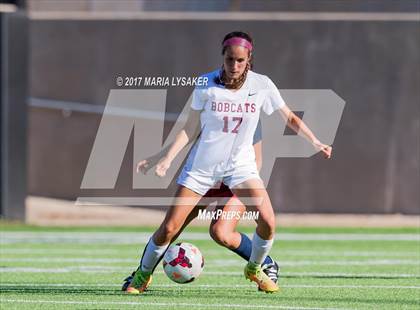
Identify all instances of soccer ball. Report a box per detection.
[162,242,204,284]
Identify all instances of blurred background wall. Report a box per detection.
[26,0,419,12]
[13,0,420,214]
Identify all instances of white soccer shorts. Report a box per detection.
[176,166,262,196]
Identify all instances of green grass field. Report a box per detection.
[0,225,419,309]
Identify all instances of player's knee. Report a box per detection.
[209,224,231,247]
[209,224,222,244]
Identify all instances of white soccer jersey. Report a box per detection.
[182,69,285,183]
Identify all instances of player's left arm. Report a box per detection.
[278,105,332,159]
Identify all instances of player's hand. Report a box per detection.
[136,159,150,174]
[313,140,332,159]
[155,157,171,177]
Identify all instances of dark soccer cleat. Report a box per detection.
[262,261,280,284]
[126,268,153,294]
[258,261,280,292]
[121,271,135,291]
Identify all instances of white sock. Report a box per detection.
[140,237,169,273]
[249,231,274,265]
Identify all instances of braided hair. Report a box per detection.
[215,31,253,89]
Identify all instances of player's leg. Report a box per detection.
[122,203,206,291]
[170,204,206,240]
[126,185,202,294]
[208,185,279,283]
[209,199,242,249]
[230,178,279,293]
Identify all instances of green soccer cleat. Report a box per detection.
[244,261,279,293]
[126,268,153,294]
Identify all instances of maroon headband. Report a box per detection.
[222,37,253,51]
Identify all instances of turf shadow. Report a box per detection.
[0,286,118,296]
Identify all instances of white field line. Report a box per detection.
[268,250,420,257]
[0,257,419,267]
[281,272,420,278]
[0,257,135,263]
[2,283,420,290]
[207,259,420,267]
[0,267,419,278]
[0,299,348,310]
[1,248,419,258]
[1,232,419,244]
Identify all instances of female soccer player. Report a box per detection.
[126,31,332,294]
[122,121,280,291]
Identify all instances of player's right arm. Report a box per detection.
[137,109,201,177]
[160,109,201,165]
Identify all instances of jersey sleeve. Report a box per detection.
[191,87,206,111]
[253,119,262,145]
[261,76,286,115]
